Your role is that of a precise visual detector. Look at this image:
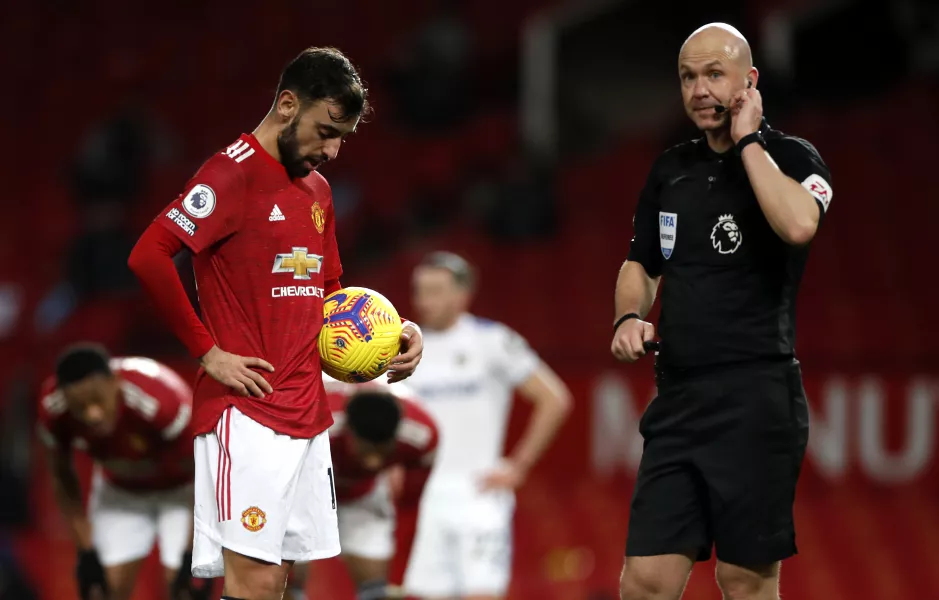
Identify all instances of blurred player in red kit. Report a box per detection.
[37,345,208,600]
[287,377,438,600]
[127,47,424,600]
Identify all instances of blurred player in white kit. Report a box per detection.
[403,252,572,600]
[287,376,438,600]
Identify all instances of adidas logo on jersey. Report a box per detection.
[269,205,285,222]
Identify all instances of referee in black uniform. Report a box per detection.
[611,23,832,600]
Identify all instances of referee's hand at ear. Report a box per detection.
[611,317,656,363]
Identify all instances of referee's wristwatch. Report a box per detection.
[735,130,766,155]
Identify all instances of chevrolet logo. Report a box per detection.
[272,247,324,280]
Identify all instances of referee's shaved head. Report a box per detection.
[678,22,757,132]
[680,23,752,70]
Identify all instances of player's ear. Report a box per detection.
[276,90,300,122]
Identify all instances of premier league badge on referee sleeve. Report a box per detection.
[659,212,677,259]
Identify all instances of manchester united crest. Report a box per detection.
[311,202,326,234]
[241,506,267,532]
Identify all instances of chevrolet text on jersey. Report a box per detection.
[272,286,325,298]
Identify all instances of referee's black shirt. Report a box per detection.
[627,119,832,373]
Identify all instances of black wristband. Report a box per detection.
[736,131,766,155]
[613,313,640,334]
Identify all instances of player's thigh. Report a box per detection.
[700,362,810,566]
[338,478,396,566]
[104,559,147,600]
[342,554,390,586]
[89,476,158,568]
[619,554,695,600]
[222,548,293,600]
[625,433,711,562]
[156,482,194,570]
[282,429,341,563]
[455,498,515,598]
[192,407,311,581]
[338,499,393,584]
[403,503,457,598]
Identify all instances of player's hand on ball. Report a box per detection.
[478,459,527,492]
[611,318,655,363]
[388,321,423,383]
[729,86,763,144]
[200,345,275,398]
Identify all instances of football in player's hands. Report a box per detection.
[388,321,423,383]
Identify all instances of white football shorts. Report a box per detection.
[404,488,515,597]
[337,474,395,561]
[88,469,193,569]
[192,406,340,578]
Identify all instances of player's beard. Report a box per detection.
[277,117,318,179]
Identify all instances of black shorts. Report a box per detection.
[625,359,810,566]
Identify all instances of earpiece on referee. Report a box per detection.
[747,79,753,89]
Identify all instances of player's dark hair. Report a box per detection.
[346,390,401,444]
[276,47,371,123]
[420,251,476,290]
[55,344,112,387]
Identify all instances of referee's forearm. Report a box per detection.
[741,145,819,245]
[614,261,659,320]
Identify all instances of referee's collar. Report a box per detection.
[698,118,771,160]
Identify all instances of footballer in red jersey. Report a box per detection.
[128,47,423,599]
[37,345,207,600]
[288,377,437,600]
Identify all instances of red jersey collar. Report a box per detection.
[242,133,289,175]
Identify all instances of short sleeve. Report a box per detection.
[489,323,540,386]
[156,154,246,254]
[114,359,193,441]
[151,375,193,441]
[769,137,833,216]
[626,157,665,277]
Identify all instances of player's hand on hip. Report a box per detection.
[200,345,275,398]
[478,459,527,492]
[388,321,423,383]
[729,86,763,144]
[611,318,655,363]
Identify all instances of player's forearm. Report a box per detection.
[128,224,216,358]
[614,261,660,320]
[742,144,819,245]
[510,369,572,473]
[51,470,94,550]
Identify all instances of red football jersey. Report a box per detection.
[37,357,194,492]
[156,134,342,438]
[327,383,438,504]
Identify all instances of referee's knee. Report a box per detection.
[714,561,780,600]
[619,556,689,600]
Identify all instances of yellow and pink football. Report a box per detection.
[318,287,402,383]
